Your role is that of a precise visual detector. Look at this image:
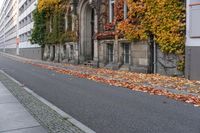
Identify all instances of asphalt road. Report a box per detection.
[0,55,200,133]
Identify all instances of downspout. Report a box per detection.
[97,6,100,68]
[97,0,102,68]
[153,38,157,73]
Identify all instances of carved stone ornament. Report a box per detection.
[89,0,96,8]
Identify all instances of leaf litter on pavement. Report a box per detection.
[25,61,200,107]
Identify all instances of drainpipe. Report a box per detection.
[96,13,100,68]
[96,0,102,68]
[153,38,157,73]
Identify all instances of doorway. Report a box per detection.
[79,1,95,61]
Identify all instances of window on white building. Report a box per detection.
[109,0,115,22]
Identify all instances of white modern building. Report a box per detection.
[186,0,200,80]
[0,0,18,54]
[0,0,41,59]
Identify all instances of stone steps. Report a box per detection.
[119,65,130,71]
[83,60,96,67]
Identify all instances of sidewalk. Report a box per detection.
[0,81,47,133]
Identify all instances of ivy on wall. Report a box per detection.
[31,0,185,71]
[116,0,185,71]
[31,0,77,47]
[31,8,46,47]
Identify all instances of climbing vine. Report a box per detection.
[30,8,46,47]
[117,0,147,40]
[31,0,77,47]
[32,0,186,71]
[116,0,185,71]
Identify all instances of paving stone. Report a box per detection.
[0,109,40,132]
[0,94,18,104]
[0,102,26,114]
[2,126,47,133]
[0,89,12,95]
[0,81,47,133]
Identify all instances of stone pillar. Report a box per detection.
[93,11,98,63]
[74,43,79,64]
[43,45,50,60]
[60,45,65,61]
[119,42,123,65]
[112,39,120,70]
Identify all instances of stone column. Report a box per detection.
[49,46,54,61]
[93,11,98,61]
[74,43,79,64]
[43,45,50,60]
[113,38,120,70]
[114,38,120,63]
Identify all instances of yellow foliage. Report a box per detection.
[117,0,185,55]
[116,0,185,71]
[118,0,147,40]
[38,0,60,12]
[144,0,185,55]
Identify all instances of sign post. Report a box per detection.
[16,37,20,55]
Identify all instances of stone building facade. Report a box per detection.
[0,0,182,75]
[41,0,183,75]
[42,0,151,73]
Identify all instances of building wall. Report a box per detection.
[18,0,41,59]
[186,0,200,80]
[156,48,183,76]
[3,47,41,59]
[0,0,185,75]
[98,40,150,73]
[0,0,18,51]
[0,0,41,60]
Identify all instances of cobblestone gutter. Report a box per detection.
[0,71,85,133]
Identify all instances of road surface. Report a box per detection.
[0,55,200,133]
